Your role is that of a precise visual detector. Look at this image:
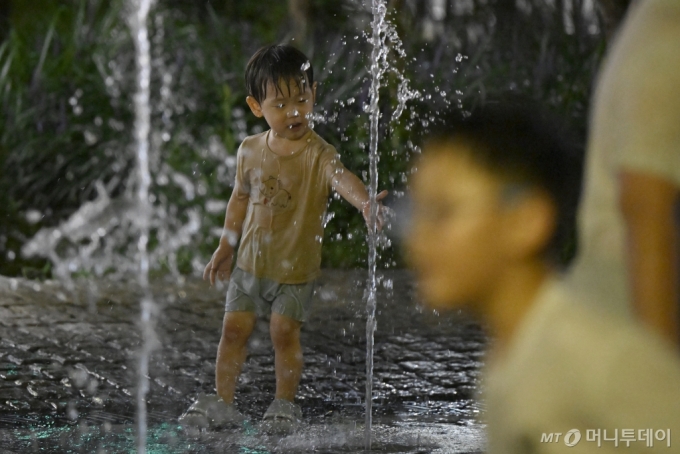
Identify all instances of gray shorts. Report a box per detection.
[225,267,315,322]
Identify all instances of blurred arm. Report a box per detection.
[619,170,680,347]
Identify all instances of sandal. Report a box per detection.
[179,394,245,430]
[261,398,302,435]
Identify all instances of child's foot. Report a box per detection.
[179,394,246,430]
[260,398,302,435]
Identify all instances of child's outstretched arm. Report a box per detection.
[203,191,249,285]
[331,170,388,231]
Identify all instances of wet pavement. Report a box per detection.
[0,270,487,453]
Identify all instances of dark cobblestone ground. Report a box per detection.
[0,270,486,453]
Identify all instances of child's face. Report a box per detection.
[406,142,523,313]
[246,77,317,141]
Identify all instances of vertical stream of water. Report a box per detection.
[128,1,157,452]
[365,0,388,450]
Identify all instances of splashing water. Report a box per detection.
[365,0,388,450]
[13,2,438,451]
[127,0,158,453]
[362,0,420,449]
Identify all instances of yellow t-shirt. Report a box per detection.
[233,129,346,284]
[484,278,680,453]
[567,0,680,316]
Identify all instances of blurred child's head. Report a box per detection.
[245,44,317,141]
[406,101,581,313]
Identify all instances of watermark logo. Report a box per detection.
[540,430,581,447]
[541,432,561,443]
[541,428,671,448]
[564,429,582,447]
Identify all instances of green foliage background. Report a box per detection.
[0,0,606,277]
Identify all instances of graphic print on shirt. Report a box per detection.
[260,176,291,208]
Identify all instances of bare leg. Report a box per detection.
[215,311,256,403]
[270,313,303,402]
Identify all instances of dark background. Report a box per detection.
[0,0,629,278]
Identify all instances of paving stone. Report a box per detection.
[0,270,487,452]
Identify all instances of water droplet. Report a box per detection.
[84,130,98,145]
[67,405,78,420]
[25,210,43,224]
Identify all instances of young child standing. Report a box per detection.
[180,44,386,433]
[406,104,680,453]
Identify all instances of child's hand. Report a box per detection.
[203,244,234,285]
[362,190,389,231]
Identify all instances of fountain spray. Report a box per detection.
[127,0,158,452]
[365,0,388,450]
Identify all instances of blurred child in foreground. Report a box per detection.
[406,103,680,453]
[568,0,680,346]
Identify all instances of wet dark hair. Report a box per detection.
[423,99,583,266]
[245,44,314,104]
